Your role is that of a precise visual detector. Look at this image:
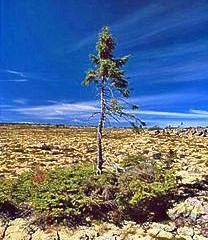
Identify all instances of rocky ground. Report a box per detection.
[0,124,207,239]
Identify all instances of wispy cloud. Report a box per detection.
[64,3,164,54]
[61,1,208,86]
[2,69,26,78]
[134,39,208,60]
[0,104,13,108]
[65,34,97,55]
[11,96,208,123]
[119,2,208,84]
[129,51,208,83]
[14,101,99,118]
[0,69,29,82]
[117,2,208,48]
[0,69,64,84]
[190,109,208,115]
[0,79,29,82]
[129,92,208,110]
[13,99,28,105]
[62,3,170,55]
[138,110,208,119]
[63,2,208,54]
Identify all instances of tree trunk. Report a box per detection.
[96,77,106,174]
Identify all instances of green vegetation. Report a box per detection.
[0,157,177,226]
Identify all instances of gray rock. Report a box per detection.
[151,152,162,159]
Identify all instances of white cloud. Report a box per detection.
[0,79,28,82]
[13,99,28,105]
[0,69,29,82]
[12,97,208,123]
[4,69,26,78]
[14,101,99,118]
[138,110,208,119]
[0,104,13,108]
[190,109,208,115]
[127,92,208,110]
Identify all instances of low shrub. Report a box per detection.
[0,158,177,226]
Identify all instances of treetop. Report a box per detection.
[83,26,130,97]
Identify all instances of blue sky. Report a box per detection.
[0,0,208,127]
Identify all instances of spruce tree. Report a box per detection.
[83,26,144,174]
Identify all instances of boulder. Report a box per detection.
[148,151,161,159]
[157,230,173,239]
[4,218,30,240]
[31,229,58,240]
[177,226,194,237]
[175,226,195,239]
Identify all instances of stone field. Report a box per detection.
[0,124,208,239]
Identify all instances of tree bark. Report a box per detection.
[96,77,106,174]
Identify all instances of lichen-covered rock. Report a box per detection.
[157,229,174,239]
[175,226,195,240]
[175,235,193,240]
[57,228,74,240]
[0,219,7,239]
[168,197,208,237]
[147,227,160,237]
[4,218,30,240]
[147,222,175,239]
[193,236,208,240]
[177,226,194,236]
[31,229,58,240]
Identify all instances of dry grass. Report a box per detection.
[0,124,207,181]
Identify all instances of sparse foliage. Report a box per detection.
[83,26,145,173]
